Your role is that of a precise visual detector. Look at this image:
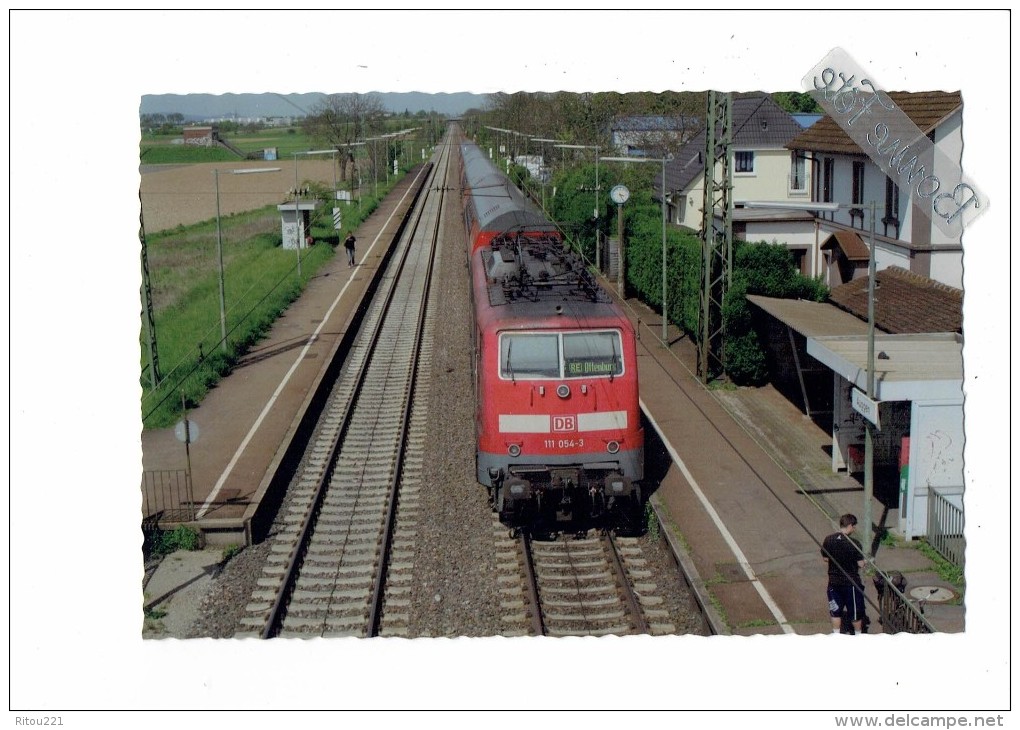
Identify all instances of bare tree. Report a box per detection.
[303,93,386,186]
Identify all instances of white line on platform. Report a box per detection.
[196,170,428,519]
[640,399,796,634]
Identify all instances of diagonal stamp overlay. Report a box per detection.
[803,47,986,236]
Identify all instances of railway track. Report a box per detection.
[236,140,451,639]
[497,520,677,637]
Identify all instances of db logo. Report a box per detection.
[553,416,577,432]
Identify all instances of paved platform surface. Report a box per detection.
[609,290,964,635]
[141,174,963,636]
[142,169,427,539]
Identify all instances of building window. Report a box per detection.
[850,161,865,228]
[735,150,755,173]
[852,161,865,205]
[822,157,834,203]
[884,176,901,238]
[790,153,806,192]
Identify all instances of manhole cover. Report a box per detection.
[909,585,956,603]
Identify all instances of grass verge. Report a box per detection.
[141,181,392,429]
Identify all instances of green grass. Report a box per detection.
[140,145,239,164]
[140,179,394,429]
[916,540,965,586]
[149,525,202,556]
[140,124,419,164]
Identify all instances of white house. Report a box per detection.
[659,95,816,268]
[786,91,964,289]
[610,115,699,158]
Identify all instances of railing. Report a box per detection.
[927,487,965,568]
[141,469,195,528]
[873,571,934,634]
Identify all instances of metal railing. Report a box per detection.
[927,487,965,568]
[873,571,934,634]
[141,469,195,528]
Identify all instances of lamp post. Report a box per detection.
[346,140,367,208]
[365,136,383,198]
[291,153,305,280]
[485,126,511,171]
[214,166,281,353]
[601,156,669,341]
[744,199,879,553]
[531,137,558,211]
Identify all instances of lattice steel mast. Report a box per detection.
[140,191,161,388]
[698,91,733,382]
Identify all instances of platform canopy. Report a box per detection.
[807,333,963,402]
[747,295,963,402]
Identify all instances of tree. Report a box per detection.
[771,91,823,114]
[303,93,386,186]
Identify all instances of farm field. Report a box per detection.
[139,159,340,233]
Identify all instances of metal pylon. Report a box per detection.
[140,191,161,388]
[698,91,733,382]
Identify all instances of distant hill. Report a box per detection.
[140,92,487,120]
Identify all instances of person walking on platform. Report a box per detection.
[822,513,867,634]
[344,232,357,267]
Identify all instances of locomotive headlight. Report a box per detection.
[608,479,626,494]
[606,440,620,454]
[556,384,570,398]
[508,444,522,457]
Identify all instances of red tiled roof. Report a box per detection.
[820,230,871,262]
[828,266,962,334]
[787,91,963,155]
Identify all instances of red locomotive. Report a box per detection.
[460,139,644,529]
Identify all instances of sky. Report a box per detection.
[8,8,1014,725]
[139,91,491,118]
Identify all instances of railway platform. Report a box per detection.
[607,288,965,636]
[141,166,429,547]
[141,165,963,636]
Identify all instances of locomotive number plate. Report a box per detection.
[544,438,585,449]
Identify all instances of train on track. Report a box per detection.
[459,139,644,531]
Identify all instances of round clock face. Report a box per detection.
[610,184,630,204]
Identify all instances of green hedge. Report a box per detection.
[517,163,830,385]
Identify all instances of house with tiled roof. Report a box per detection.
[827,266,963,335]
[657,94,817,271]
[786,91,964,289]
[610,115,699,158]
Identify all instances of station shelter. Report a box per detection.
[747,295,964,540]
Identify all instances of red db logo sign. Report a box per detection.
[553,416,576,432]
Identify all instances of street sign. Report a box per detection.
[851,388,881,428]
[333,207,342,230]
[175,419,200,444]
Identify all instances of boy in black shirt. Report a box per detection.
[822,513,866,634]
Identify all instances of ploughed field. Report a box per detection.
[139,159,339,233]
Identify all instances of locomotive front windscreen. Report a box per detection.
[499,330,623,380]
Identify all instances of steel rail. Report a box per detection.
[519,531,547,636]
[258,160,437,639]
[366,147,450,636]
[602,532,651,635]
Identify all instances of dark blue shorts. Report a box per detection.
[827,584,865,621]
